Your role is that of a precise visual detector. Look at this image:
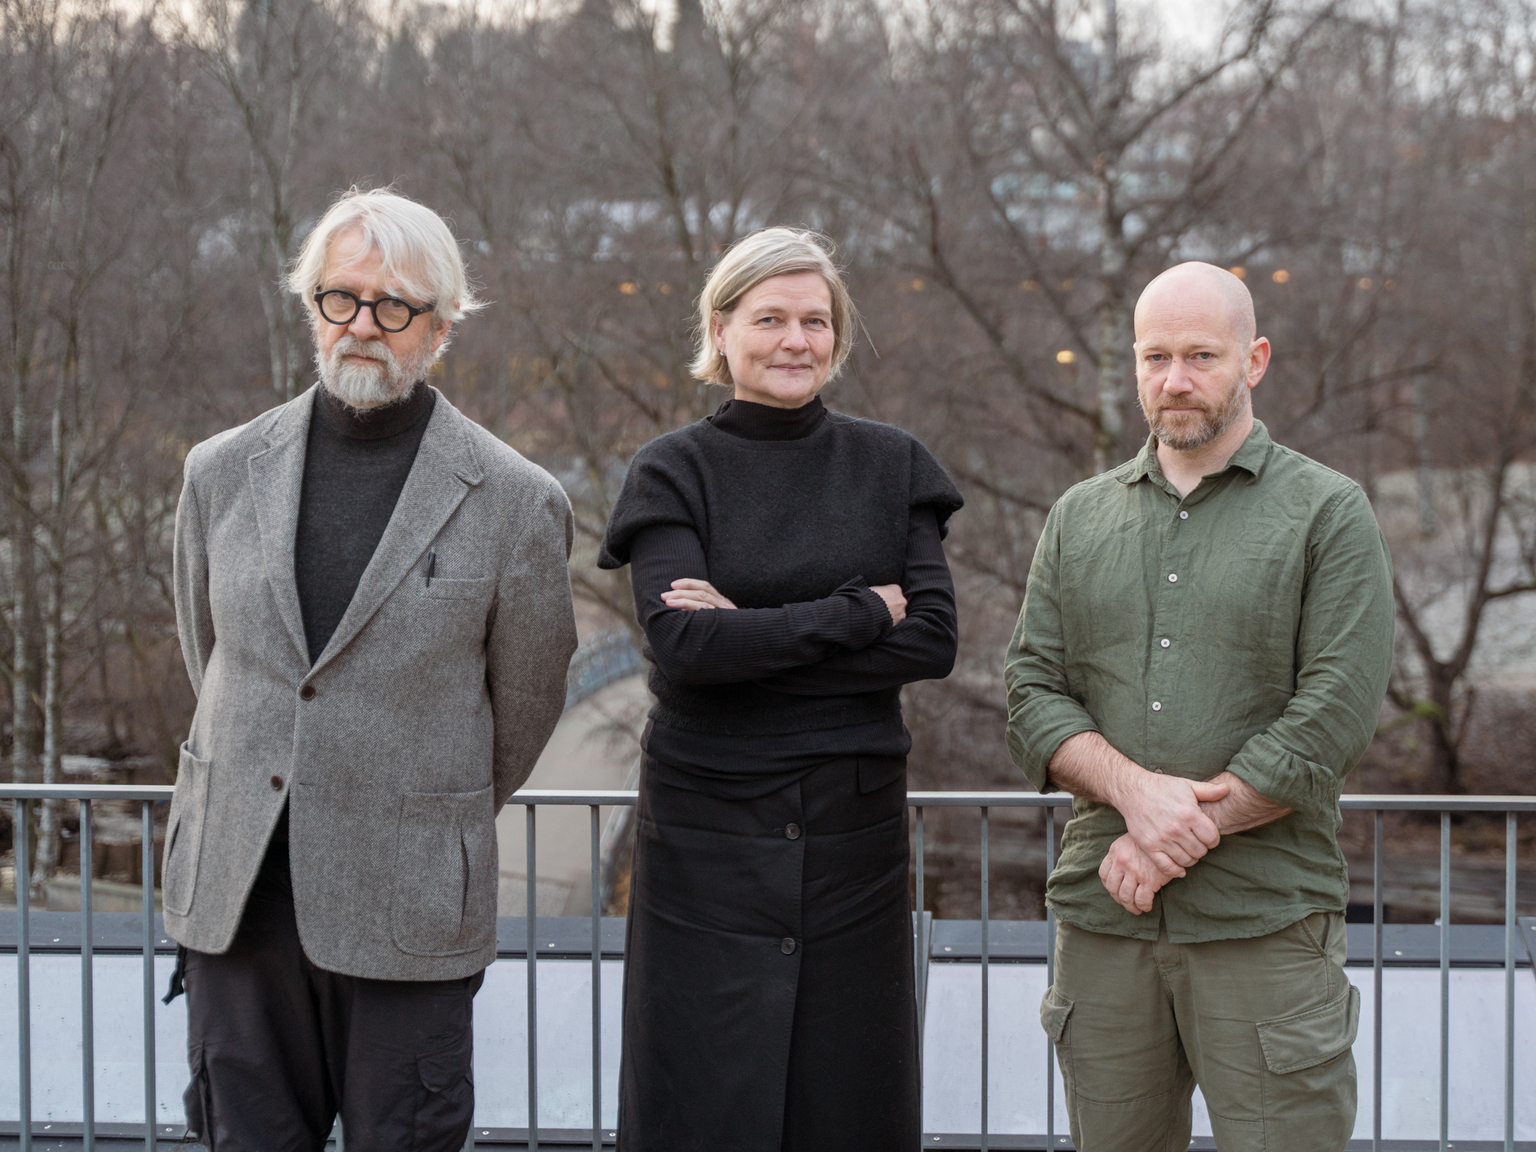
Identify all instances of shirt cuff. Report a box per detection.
[1225,731,1343,821]
[1006,700,1099,793]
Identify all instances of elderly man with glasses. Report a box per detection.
[162,188,577,1151]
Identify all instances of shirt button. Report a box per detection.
[270,775,284,790]
[1179,510,1189,520]
[785,823,802,840]
[299,684,316,700]
[1168,573,1178,583]
[780,938,797,955]
[1160,638,1170,648]
[1152,701,1162,711]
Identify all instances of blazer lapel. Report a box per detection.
[308,393,484,676]
[247,390,316,664]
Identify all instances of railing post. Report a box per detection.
[143,800,156,1152]
[1373,809,1383,1152]
[1045,805,1056,1149]
[914,804,925,1151]
[979,806,989,1152]
[591,803,602,1152]
[16,798,32,1152]
[1505,811,1516,1152]
[527,804,538,1152]
[1439,811,1450,1152]
[81,798,95,1152]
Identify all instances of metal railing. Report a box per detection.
[4,784,1532,1152]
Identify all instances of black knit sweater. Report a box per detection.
[599,397,963,796]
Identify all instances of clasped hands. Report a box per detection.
[661,578,908,625]
[1098,771,1228,916]
[1097,764,1290,915]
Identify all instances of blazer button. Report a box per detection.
[299,685,316,700]
[270,775,283,790]
[780,937,796,955]
[785,823,802,840]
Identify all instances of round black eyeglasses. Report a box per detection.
[313,289,436,333]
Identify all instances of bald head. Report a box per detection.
[1132,261,1270,457]
[1134,262,1256,345]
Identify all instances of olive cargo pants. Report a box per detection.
[1040,912,1360,1152]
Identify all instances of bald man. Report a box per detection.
[1004,263,1394,1151]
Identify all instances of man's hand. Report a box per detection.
[1047,731,1230,874]
[1198,771,1292,834]
[661,578,737,611]
[1114,769,1230,873]
[1099,833,1182,914]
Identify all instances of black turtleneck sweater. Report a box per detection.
[294,382,436,663]
[259,382,435,885]
[600,396,963,798]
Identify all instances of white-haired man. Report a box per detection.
[1006,262,1394,1151]
[162,188,577,1150]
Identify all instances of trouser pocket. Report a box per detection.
[1039,985,1075,1088]
[1247,982,1360,1150]
[411,1034,476,1152]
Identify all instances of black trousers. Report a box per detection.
[619,755,921,1152]
[179,850,482,1152]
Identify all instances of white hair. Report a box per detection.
[287,187,484,326]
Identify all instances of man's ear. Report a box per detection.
[430,318,452,354]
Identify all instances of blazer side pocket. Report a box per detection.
[390,785,498,957]
[162,743,211,917]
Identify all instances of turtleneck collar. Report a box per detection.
[315,382,436,441]
[708,395,827,441]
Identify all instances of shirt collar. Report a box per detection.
[1117,419,1274,487]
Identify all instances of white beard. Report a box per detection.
[317,333,438,409]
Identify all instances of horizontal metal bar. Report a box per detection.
[510,789,638,806]
[907,791,1074,808]
[1,784,175,801]
[1339,795,1536,812]
[7,783,1536,812]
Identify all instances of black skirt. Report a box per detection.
[617,755,920,1152]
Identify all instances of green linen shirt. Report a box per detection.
[1004,421,1394,942]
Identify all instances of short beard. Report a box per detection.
[1144,371,1250,451]
[316,332,438,410]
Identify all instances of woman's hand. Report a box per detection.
[662,578,738,611]
[871,584,907,625]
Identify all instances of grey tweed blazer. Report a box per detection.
[164,385,577,980]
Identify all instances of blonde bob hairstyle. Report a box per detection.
[287,187,484,328]
[690,227,859,387]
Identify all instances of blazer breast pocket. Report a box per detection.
[423,576,495,603]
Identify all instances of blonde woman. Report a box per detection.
[599,228,963,1151]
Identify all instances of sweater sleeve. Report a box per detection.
[750,506,957,695]
[629,523,893,686]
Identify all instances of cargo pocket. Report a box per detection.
[412,1036,475,1152]
[1256,984,1360,1074]
[1039,985,1075,1091]
[162,743,211,917]
[390,786,497,957]
[1040,986,1073,1043]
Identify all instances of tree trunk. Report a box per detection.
[11,387,39,786]
[1094,222,1131,475]
[1422,669,1461,795]
[28,391,67,903]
